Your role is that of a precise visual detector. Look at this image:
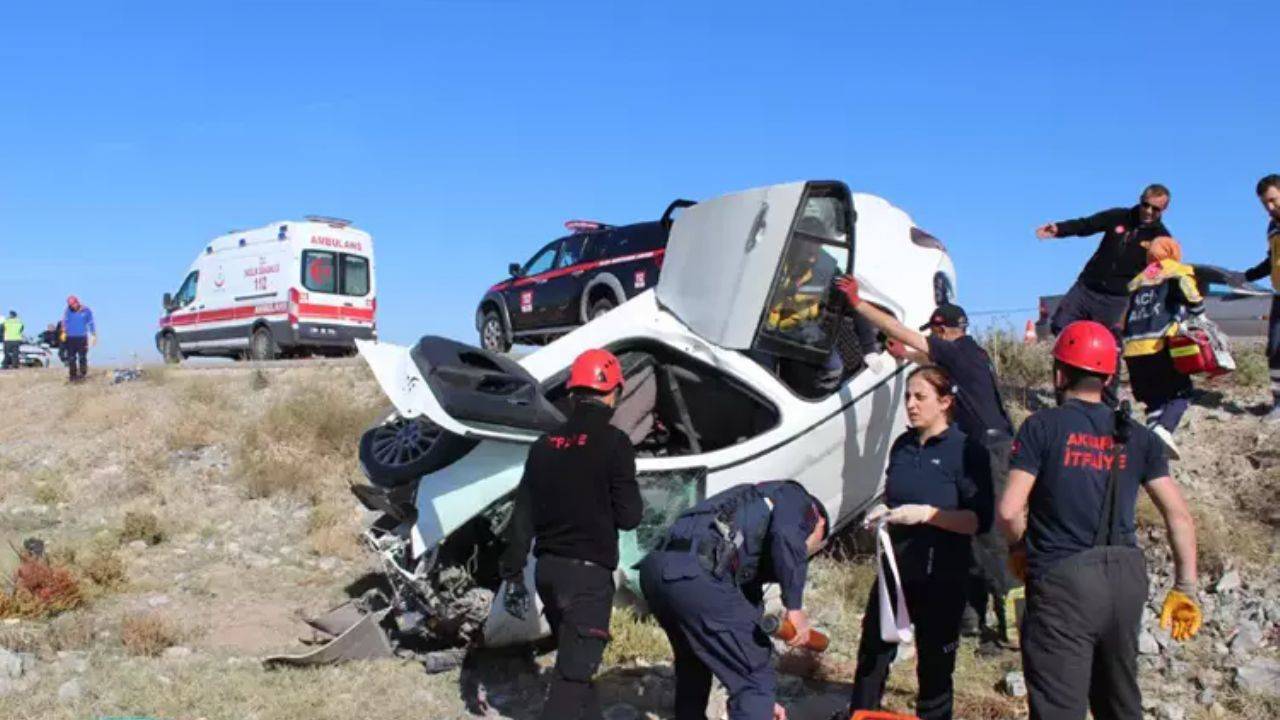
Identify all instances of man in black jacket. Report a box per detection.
[1035,184,1172,404]
[499,348,642,720]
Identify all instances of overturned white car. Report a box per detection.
[339,181,955,659]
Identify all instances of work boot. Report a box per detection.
[960,606,981,638]
[1151,425,1181,460]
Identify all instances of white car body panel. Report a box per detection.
[357,182,955,647]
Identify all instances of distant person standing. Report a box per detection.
[1036,184,1173,404]
[61,296,96,382]
[2,311,24,369]
[1231,174,1280,421]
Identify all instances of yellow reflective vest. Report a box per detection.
[2,316,23,342]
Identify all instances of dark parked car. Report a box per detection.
[1036,265,1272,340]
[476,200,693,352]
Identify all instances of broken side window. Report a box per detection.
[617,467,706,590]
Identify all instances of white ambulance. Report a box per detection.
[156,216,377,362]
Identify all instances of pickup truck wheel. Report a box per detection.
[589,297,616,320]
[160,333,182,364]
[249,327,277,362]
[480,311,510,353]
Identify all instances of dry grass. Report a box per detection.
[119,611,184,657]
[306,500,361,558]
[603,605,671,666]
[235,385,381,501]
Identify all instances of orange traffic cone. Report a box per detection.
[1023,319,1037,345]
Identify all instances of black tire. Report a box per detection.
[479,311,510,354]
[589,297,616,320]
[358,410,478,487]
[249,327,277,362]
[160,333,182,364]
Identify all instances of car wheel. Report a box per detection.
[589,297,616,320]
[160,333,182,364]
[249,327,277,362]
[359,410,478,487]
[480,311,510,353]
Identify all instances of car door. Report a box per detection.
[169,270,200,348]
[1193,264,1271,338]
[506,241,560,332]
[655,180,855,363]
[540,234,591,327]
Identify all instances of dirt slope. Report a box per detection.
[0,351,1276,720]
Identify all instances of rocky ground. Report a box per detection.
[0,348,1277,720]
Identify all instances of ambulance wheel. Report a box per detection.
[160,333,182,364]
[249,327,278,362]
[480,311,510,354]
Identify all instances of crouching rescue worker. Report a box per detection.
[639,480,829,720]
[844,366,994,720]
[1121,236,1206,459]
[997,321,1201,720]
[498,348,642,720]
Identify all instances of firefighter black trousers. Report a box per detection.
[1022,547,1147,720]
[968,433,1015,640]
[534,554,614,720]
[849,561,967,720]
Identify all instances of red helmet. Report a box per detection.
[567,349,623,393]
[1053,320,1118,375]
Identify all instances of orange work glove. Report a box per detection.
[1159,589,1203,642]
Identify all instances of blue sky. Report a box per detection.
[1,1,1276,362]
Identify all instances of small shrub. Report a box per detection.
[981,330,1054,391]
[1231,345,1268,390]
[29,466,67,505]
[0,552,84,619]
[119,510,165,546]
[80,548,128,591]
[120,612,182,656]
[602,605,670,666]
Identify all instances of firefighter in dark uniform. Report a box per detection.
[1034,184,1173,406]
[498,348,643,720]
[997,321,1202,720]
[639,480,829,720]
[837,276,1015,651]
[844,366,994,720]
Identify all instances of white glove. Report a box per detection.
[863,503,890,527]
[886,504,937,526]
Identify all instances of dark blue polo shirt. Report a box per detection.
[883,425,994,579]
[926,335,1014,439]
[1010,399,1169,576]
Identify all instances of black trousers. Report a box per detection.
[534,554,614,720]
[1022,547,1147,720]
[2,341,18,369]
[1049,282,1128,407]
[1125,351,1193,433]
[849,556,968,720]
[64,336,89,380]
[967,433,1015,639]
